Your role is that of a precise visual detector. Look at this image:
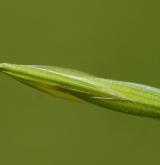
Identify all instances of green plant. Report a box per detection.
[1,63,160,119]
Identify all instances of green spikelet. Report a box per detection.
[1,63,160,119]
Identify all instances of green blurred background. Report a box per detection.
[0,0,160,164]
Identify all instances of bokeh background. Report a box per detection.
[0,0,160,164]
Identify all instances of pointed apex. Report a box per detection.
[0,63,19,72]
[0,63,8,70]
